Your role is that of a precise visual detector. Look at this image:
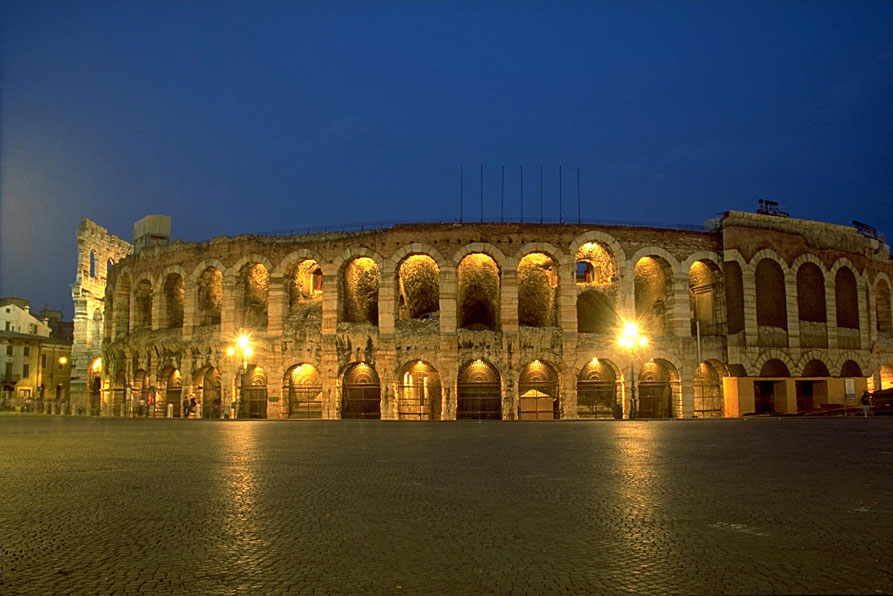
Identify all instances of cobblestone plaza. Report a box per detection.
[2,417,891,595]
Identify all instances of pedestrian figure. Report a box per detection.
[230,399,238,420]
[182,397,190,419]
[189,397,197,419]
[861,391,871,417]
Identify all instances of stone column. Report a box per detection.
[267,275,286,337]
[671,272,691,337]
[558,262,578,333]
[321,274,338,336]
[378,261,396,337]
[221,274,239,338]
[439,267,458,333]
[825,278,838,351]
[785,276,801,350]
[500,266,519,333]
[742,266,759,347]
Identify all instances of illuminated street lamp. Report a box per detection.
[226,334,253,419]
[618,321,648,419]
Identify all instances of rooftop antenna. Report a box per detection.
[539,165,544,223]
[520,165,524,222]
[559,165,563,223]
[459,165,464,223]
[500,166,505,223]
[577,166,581,224]
[480,163,484,223]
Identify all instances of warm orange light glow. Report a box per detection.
[58,356,68,365]
[92,358,102,372]
[244,346,253,357]
[238,335,250,348]
[618,319,648,351]
[227,347,236,356]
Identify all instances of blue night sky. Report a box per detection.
[1,1,891,319]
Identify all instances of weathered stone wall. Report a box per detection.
[90,216,893,419]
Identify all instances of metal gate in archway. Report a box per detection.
[166,386,182,417]
[342,385,381,419]
[638,381,671,419]
[694,381,723,418]
[242,385,268,419]
[457,382,501,419]
[577,380,617,419]
[289,385,323,419]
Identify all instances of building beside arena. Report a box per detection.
[69,210,893,420]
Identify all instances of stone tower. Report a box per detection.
[69,219,132,412]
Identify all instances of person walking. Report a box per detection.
[861,391,871,417]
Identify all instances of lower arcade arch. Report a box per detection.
[162,368,183,418]
[284,364,323,419]
[240,366,267,419]
[693,361,723,418]
[636,359,678,419]
[577,359,619,419]
[200,368,223,419]
[396,361,442,420]
[457,359,502,420]
[341,363,381,419]
[518,360,559,420]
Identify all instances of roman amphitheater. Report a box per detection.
[69,210,893,420]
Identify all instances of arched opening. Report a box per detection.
[89,251,96,278]
[285,364,322,419]
[693,361,723,418]
[341,363,381,419]
[797,359,831,412]
[755,359,789,414]
[132,370,148,417]
[518,253,558,328]
[835,268,860,350]
[163,368,182,418]
[876,279,892,338]
[519,360,559,419]
[880,364,893,390]
[797,263,827,348]
[287,260,323,330]
[397,255,440,321]
[760,359,790,377]
[577,290,617,334]
[341,257,380,325]
[197,267,222,327]
[637,359,675,419]
[840,360,863,378]
[240,365,266,419]
[238,263,269,329]
[802,360,830,377]
[724,261,745,335]
[113,274,131,338]
[456,359,502,420]
[577,359,618,419]
[133,280,152,329]
[634,256,672,336]
[689,261,721,336]
[163,273,184,329]
[396,360,442,420]
[201,368,222,419]
[458,254,500,330]
[575,241,615,286]
[755,259,788,347]
[89,358,102,416]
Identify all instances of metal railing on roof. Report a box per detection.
[250,216,710,239]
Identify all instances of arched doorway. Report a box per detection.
[202,368,222,419]
[341,363,381,419]
[164,369,182,418]
[693,362,723,418]
[285,364,323,419]
[457,360,502,420]
[518,360,559,420]
[577,359,618,419]
[89,358,103,416]
[241,366,267,419]
[637,360,674,419]
[396,361,442,420]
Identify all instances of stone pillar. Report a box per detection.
[742,266,759,347]
[558,262,578,333]
[825,278,838,350]
[378,261,396,337]
[182,280,196,341]
[785,276,801,350]
[560,364,578,419]
[439,267,457,333]
[221,274,239,338]
[679,365,694,418]
[500,266,518,333]
[671,272,691,337]
[858,278,870,352]
[267,275,286,337]
[321,274,338,336]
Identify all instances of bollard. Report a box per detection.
[167,403,174,418]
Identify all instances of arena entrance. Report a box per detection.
[397,361,442,420]
[577,359,618,419]
[285,364,323,419]
[241,366,267,419]
[457,360,502,420]
[164,369,182,418]
[518,360,559,420]
[201,368,222,419]
[636,360,676,419]
[693,361,724,418]
[341,363,381,419]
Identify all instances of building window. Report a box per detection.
[5,345,11,356]
[23,364,30,378]
[24,346,30,357]
[4,322,9,331]
[42,354,47,368]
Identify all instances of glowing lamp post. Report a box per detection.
[226,334,253,419]
[618,322,648,419]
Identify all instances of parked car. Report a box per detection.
[871,389,893,414]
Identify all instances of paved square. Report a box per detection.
[2,416,891,595]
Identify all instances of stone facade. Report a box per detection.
[73,211,893,419]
